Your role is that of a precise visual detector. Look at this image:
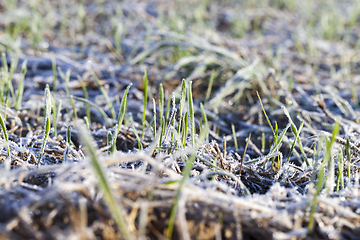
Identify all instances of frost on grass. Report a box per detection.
[2,0,360,239]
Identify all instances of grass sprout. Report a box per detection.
[308,121,340,233]
[142,68,148,139]
[167,123,209,239]
[231,123,238,152]
[282,106,308,166]
[78,75,91,124]
[200,102,209,142]
[110,83,132,153]
[92,72,116,119]
[38,84,52,165]
[71,96,112,126]
[51,52,57,92]
[152,98,156,138]
[52,98,62,137]
[188,81,195,147]
[58,67,71,97]
[15,60,27,110]
[132,124,143,151]
[0,114,11,159]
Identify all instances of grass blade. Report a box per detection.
[188,81,195,147]
[111,83,132,152]
[0,114,11,159]
[51,52,57,92]
[200,102,209,142]
[152,98,156,138]
[38,84,52,165]
[15,60,27,110]
[142,68,148,139]
[257,92,275,136]
[231,123,238,152]
[92,72,116,119]
[308,121,340,233]
[77,123,133,240]
[71,96,112,126]
[78,75,91,124]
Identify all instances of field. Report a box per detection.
[1,0,360,239]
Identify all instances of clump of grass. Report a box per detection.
[109,83,132,154]
[308,121,340,233]
[257,92,290,169]
[282,106,308,166]
[38,84,52,165]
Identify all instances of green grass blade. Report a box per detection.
[0,114,11,159]
[51,52,57,92]
[52,97,61,137]
[182,112,188,148]
[142,68,148,139]
[107,131,115,155]
[38,84,52,165]
[269,123,291,154]
[58,67,71,97]
[71,96,112,126]
[205,70,215,105]
[231,123,238,152]
[92,72,116,119]
[152,98,156,138]
[308,121,340,233]
[66,125,71,145]
[132,125,143,151]
[257,92,275,136]
[178,79,186,134]
[159,83,164,137]
[200,102,209,142]
[282,106,309,166]
[77,123,133,240]
[167,122,209,238]
[286,120,304,163]
[77,75,91,124]
[15,60,27,110]
[110,83,132,152]
[165,90,171,121]
[336,148,344,192]
[70,95,77,121]
[188,81,195,147]
[346,137,351,178]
